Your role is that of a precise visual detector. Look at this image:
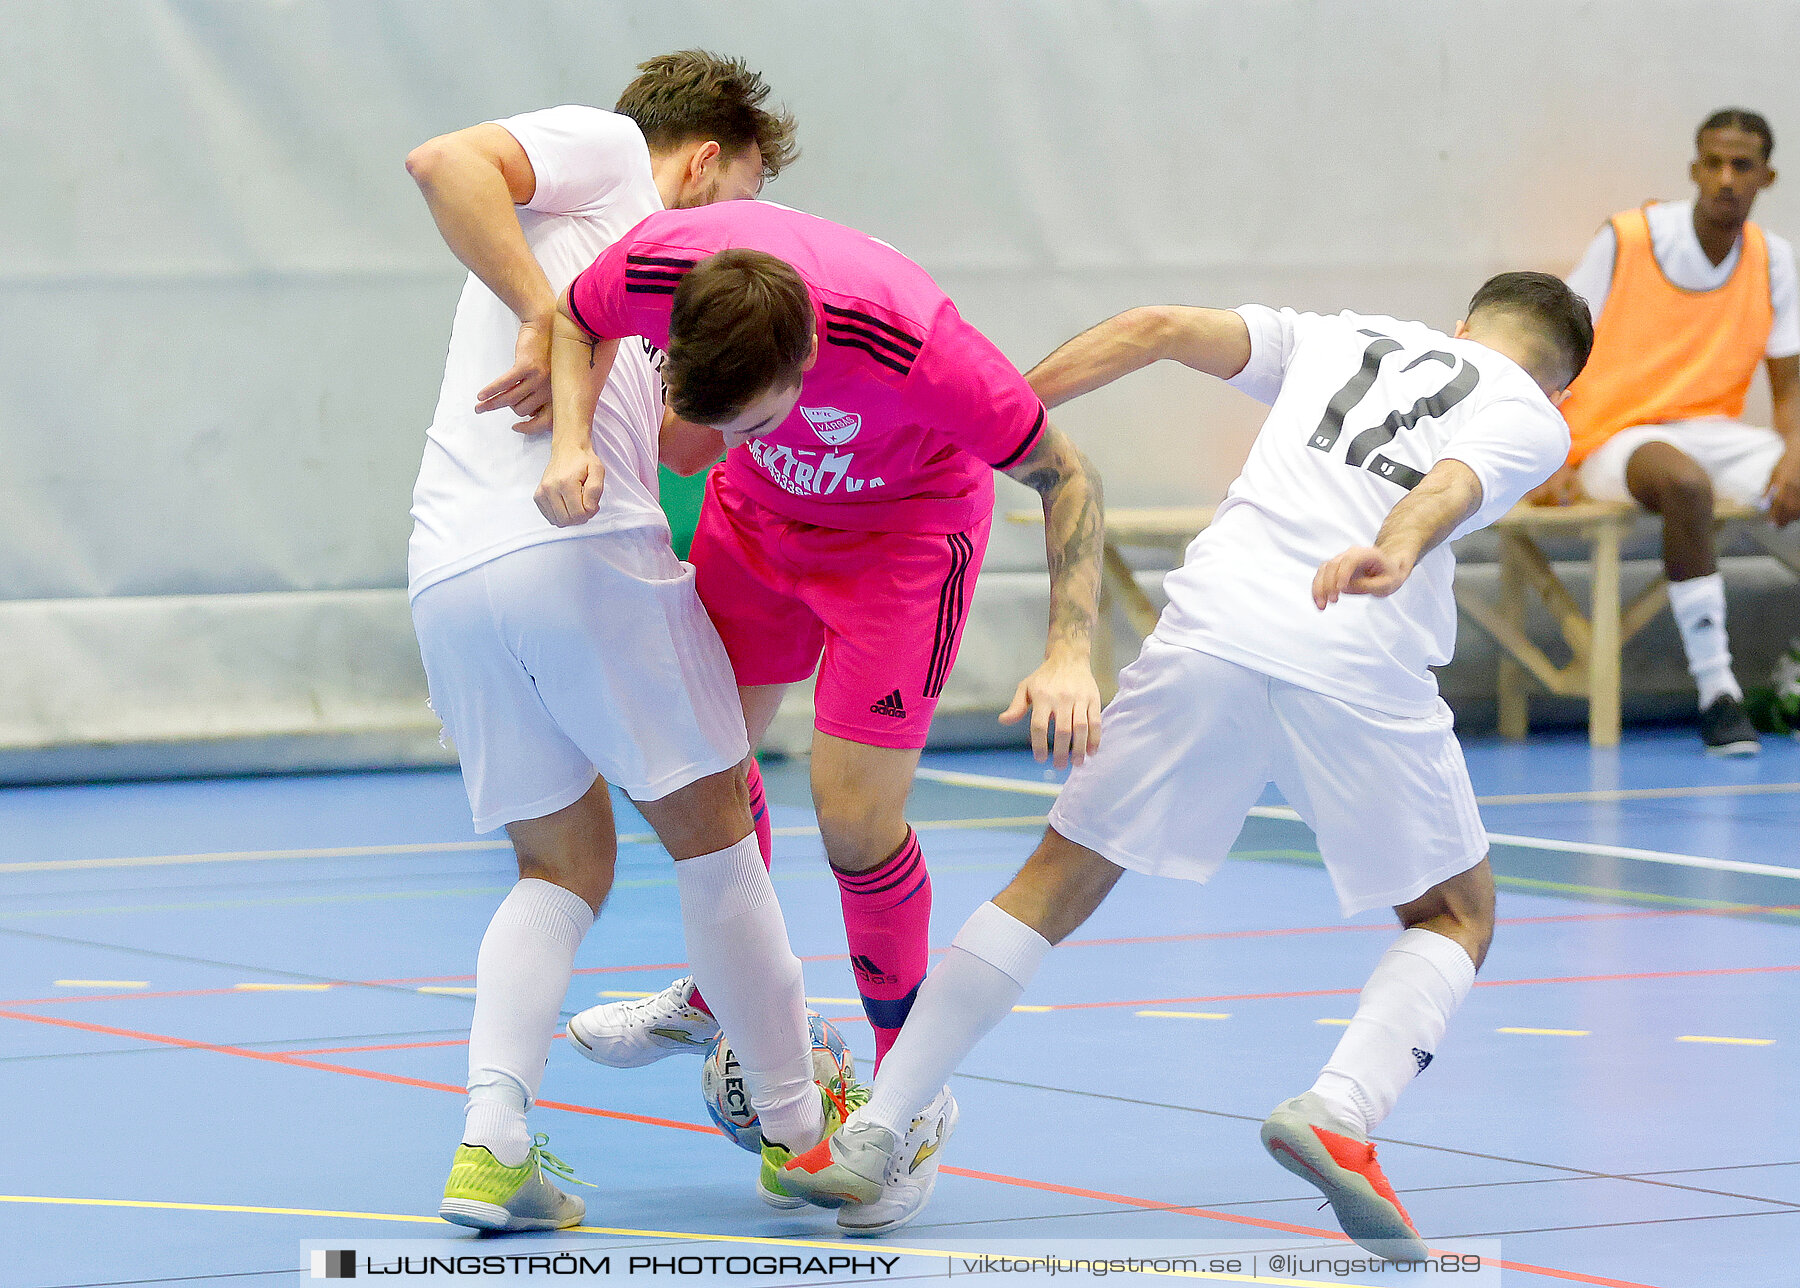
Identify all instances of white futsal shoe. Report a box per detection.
[779,1085,959,1236]
[566,976,719,1068]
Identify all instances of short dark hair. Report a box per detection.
[615,51,798,181]
[1466,271,1595,387]
[664,249,814,424]
[1697,107,1774,163]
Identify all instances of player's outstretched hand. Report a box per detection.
[1000,653,1103,770]
[535,444,606,527]
[477,318,554,434]
[1312,545,1412,608]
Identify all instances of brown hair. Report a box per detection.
[615,51,798,181]
[664,249,814,424]
[1467,270,1595,388]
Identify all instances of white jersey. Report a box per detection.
[408,106,666,600]
[1565,199,1799,359]
[1157,306,1570,717]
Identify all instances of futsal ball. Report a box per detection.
[700,1011,855,1153]
[1775,641,1800,731]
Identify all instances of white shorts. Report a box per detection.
[411,531,749,833]
[1047,638,1488,917]
[1578,417,1782,508]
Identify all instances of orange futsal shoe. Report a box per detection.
[1260,1092,1429,1263]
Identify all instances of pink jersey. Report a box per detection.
[566,202,1046,533]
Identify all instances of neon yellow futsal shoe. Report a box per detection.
[757,1074,871,1209]
[439,1133,591,1231]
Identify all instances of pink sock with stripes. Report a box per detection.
[745,757,774,868]
[690,758,774,1019]
[834,828,932,1070]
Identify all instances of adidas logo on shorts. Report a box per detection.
[869,689,908,719]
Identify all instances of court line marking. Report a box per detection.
[4,772,1791,891]
[0,816,1048,879]
[9,903,1769,1006]
[1009,963,1800,1012]
[0,1005,722,1135]
[9,959,1796,1016]
[0,839,515,874]
[1678,1035,1776,1046]
[1497,1028,1591,1037]
[53,979,146,989]
[284,1028,478,1050]
[6,906,1796,1011]
[917,766,1800,808]
[954,1072,1800,1212]
[1487,872,1800,916]
[277,1037,477,1056]
[914,768,1800,880]
[1476,782,1800,806]
[0,1007,1654,1288]
[0,1196,1382,1288]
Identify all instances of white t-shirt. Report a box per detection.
[408,106,667,600]
[1564,199,1800,359]
[1157,307,1570,717]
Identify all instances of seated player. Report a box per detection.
[405,53,846,1231]
[778,274,1593,1253]
[541,200,1106,1233]
[1536,108,1799,754]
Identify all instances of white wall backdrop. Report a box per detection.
[5,1,1799,778]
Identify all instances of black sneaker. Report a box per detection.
[1700,694,1761,756]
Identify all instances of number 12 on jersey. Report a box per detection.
[1308,330,1479,490]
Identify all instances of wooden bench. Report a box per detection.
[1009,501,1796,741]
[1451,499,1796,746]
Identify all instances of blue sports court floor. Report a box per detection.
[4,731,1797,1287]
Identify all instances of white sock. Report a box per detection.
[1310,927,1476,1138]
[464,877,595,1166]
[676,834,820,1152]
[1668,573,1739,708]
[863,902,1051,1136]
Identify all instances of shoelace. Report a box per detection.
[822,1074,871,1128]
[614,979,701,1022]
[528,1135,598,1190]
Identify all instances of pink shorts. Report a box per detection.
[691,470,991,749]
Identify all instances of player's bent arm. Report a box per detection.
[999,423,1106,767]
[659,406,726,476]
[1025,307,1253,408]
[1312,459,1484,608]
[407,123,551,325]
[535,291,619,527]
[407,123,558,428]
[1764,354,1800,526]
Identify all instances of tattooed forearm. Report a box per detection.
[1007,425,1105,657]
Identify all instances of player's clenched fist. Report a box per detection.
[1312,545,1413,608]
[535,446,606,526]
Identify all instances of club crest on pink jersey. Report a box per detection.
[801,404,862,445]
